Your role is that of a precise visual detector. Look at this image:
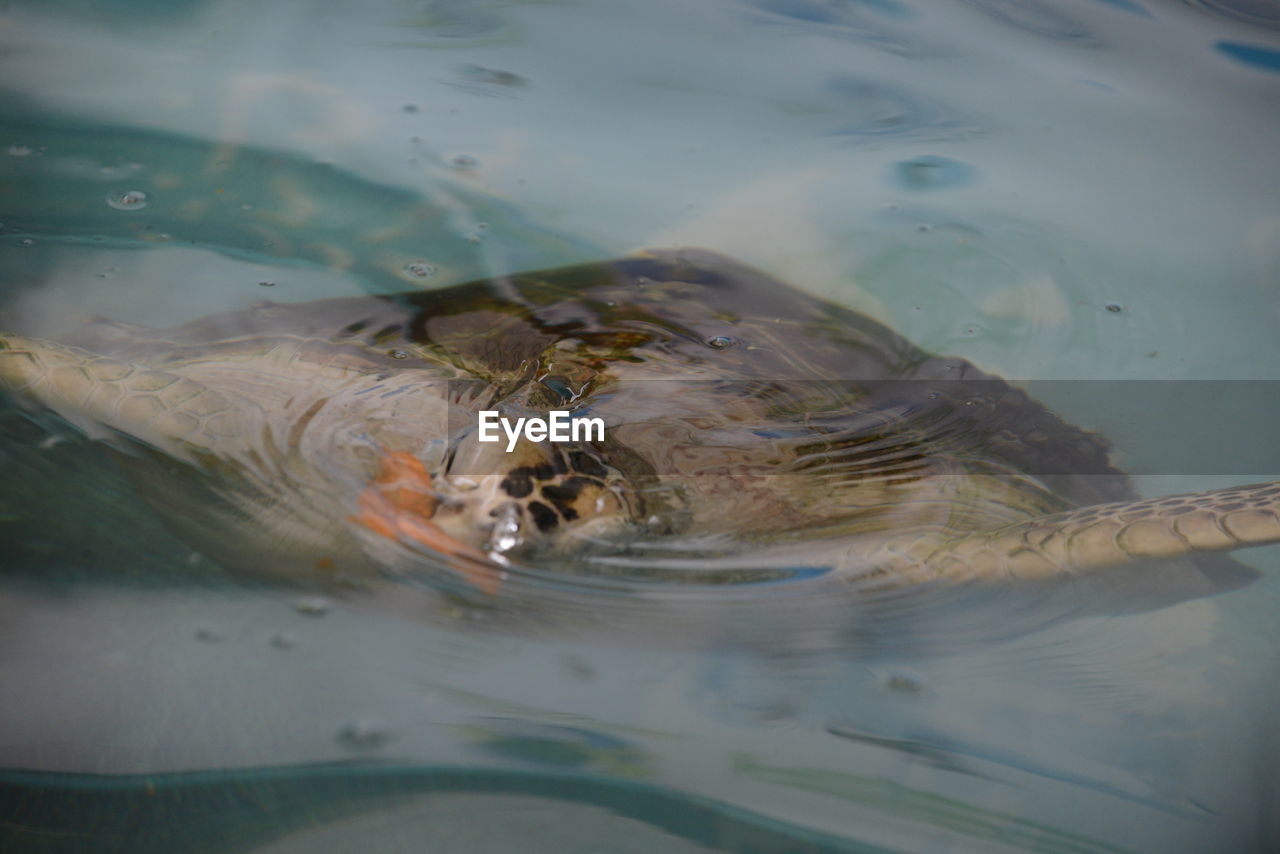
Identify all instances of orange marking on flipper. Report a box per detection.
[397,513,504,595]
[350,451,503,594]
[372,451,439,518]
[351,489,401,540]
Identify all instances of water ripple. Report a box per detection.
[1216,40,1280,74]
[739,0,923,55]
[961,0,1102,45]
[1186,0,1280,28]
[823,76,986,144]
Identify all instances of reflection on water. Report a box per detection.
[2,0,1279,852]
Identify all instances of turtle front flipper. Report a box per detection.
[0,333,240,462]
[890,481,1280,581]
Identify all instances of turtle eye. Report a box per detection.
[540,375,576,402]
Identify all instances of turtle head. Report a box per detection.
[431,435,640,558]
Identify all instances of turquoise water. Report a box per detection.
[2,0,1279,851]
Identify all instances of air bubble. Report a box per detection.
[893,155,976,191]
[562,655,596,680]
[1105,303,1124,313]
[195,627,225,642]
[706,336,735,350]
[884,673,924,693]
[295,596,330,616]
[269,633,296,650]
[338,719,391,749]
[449,154,478,170]
[388,349,410,360]
[258,281,276,288]
[106,190,149,211]
[404,262,436,279]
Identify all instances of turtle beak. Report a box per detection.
[486,501,525,554]
[429,477,529,557]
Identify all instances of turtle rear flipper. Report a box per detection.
[0,333,241,463]
[903,481,1280,581]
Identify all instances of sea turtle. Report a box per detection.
[2,249,1278,596]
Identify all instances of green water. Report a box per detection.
[2,0,1279,852]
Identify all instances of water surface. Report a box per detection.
[2,0,1279,851]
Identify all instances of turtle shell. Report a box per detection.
[72,247,1131,511]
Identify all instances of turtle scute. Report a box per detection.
[1,248,1278,595]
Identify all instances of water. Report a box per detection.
[1,0,1279,851]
